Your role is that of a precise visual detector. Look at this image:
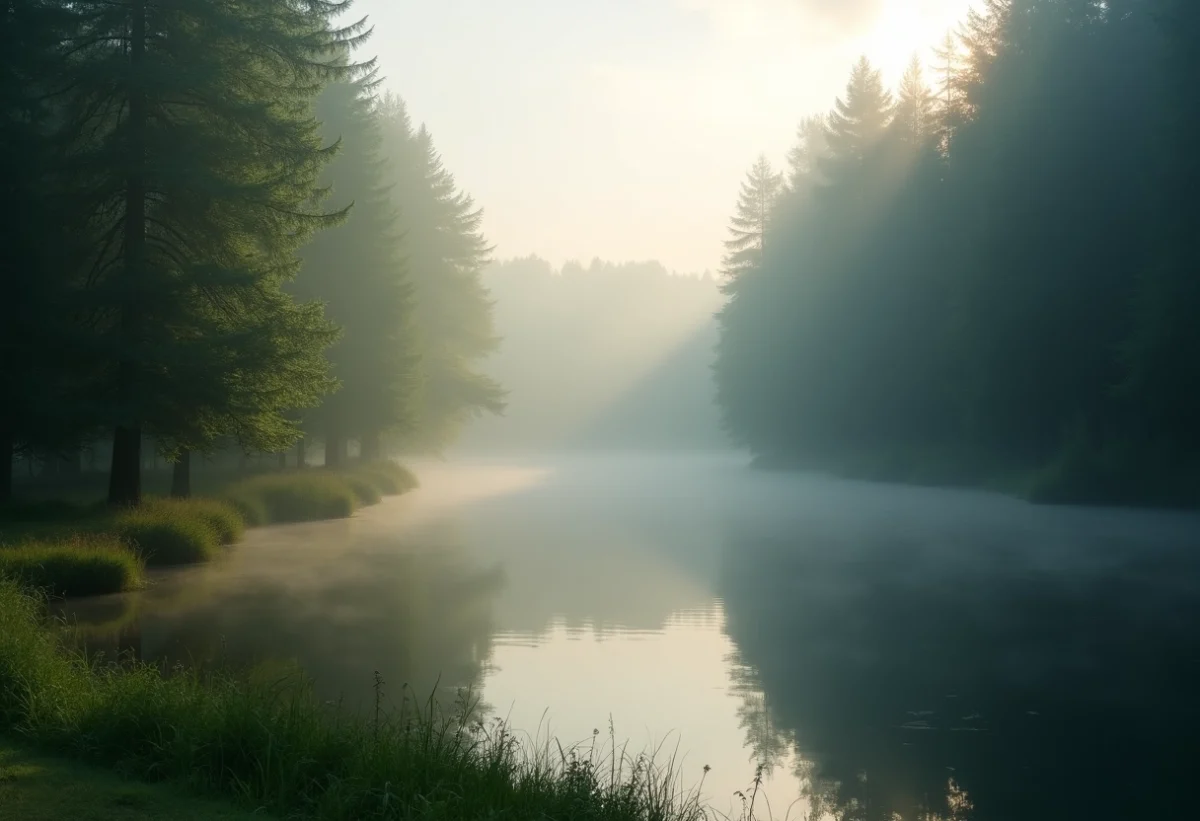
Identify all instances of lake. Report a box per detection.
[62,453,1200,820]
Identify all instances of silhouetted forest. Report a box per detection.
[459,257,726,452]
[715,0,1200,506]
[0,0,501,506]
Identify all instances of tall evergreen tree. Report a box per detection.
[892,56,936,144]
[721,155,782,281]
[58,0,359,505]
[785,115,830,191]
[821,56,893,176]
[294,76,419,467]
[378,97,504,453]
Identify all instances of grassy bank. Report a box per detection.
[0,738,271,821]
[0,462,418,598]
[0,579,705,821]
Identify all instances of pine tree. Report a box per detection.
[785,115,830,191]
[721,155,783,280]
[378,97,504,452]
[294,77,420,467]
[58,0,359,505]
[821,56,893,175]
[0,0,91,503]
[892,55,936,145]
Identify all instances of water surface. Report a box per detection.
[64,454,1200,820]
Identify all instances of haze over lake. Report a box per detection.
[65,453,1200,821]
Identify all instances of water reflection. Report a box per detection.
[59,456,1200,821]
[65,515,506,711]
[719,509,1200,820]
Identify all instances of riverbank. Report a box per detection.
[0,462,418,597]
[751,444,1200,510]
[0,737,270,820]
[0,579,707,821]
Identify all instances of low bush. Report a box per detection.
[0,537,142,597]
[0,579,706,821]
[354,461,419,496]
[223,473,357,525]
[140,497,245,545]
[341,474,383,507]
[112,508,219,568]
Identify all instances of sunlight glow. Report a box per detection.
[860,0,975,84]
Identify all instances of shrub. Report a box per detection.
[112,508,219,567]
[223,473,357,525]
[355,461,419,496]
[341,474,383,507]
[0,537,143,597]
[140,497,245,545]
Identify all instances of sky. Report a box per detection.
[355,0,976,274]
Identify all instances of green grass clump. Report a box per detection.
[140,498,245,546]
[352,461,419,496]
[0,579,707,821]
[0,537,143,597]
[112,508,218,568]
[222,473,357,525]
[341,474,383,507]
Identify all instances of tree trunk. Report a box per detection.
[325,417,343,469]
[109,0,147,509]
[0,426,13,505]
[170,449,191,498]
[360,432,381,463]
[277,451,287,470]
[238,451,248,472]
[296,436,306,469]
[108,425,142,507]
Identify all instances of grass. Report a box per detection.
[0,461,418,598]
[0,738,273,821]
[0,536,144,598]
[221,472,358,524]
[0,578,709,821]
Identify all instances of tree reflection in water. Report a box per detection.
[718,527,1200,821]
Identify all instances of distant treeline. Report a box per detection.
[1,1,501,506]
[459,257,726,452]
[716,0,1200,506]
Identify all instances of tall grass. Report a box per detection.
[0,537,143,597]
[0,579,708,821]
[353,461,420,496]
[222,473,358,525]
[0,463,419,598]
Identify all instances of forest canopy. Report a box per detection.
[0,0,502,506]
[714,0,1200,507]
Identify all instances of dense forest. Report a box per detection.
[459,257,726,453]
[715,0,1200,506]
[0,0,501,506]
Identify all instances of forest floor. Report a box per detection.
[0,739,270,821]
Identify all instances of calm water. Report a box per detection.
[63,454,1200,820]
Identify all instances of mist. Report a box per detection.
[457,257,728,454]
[5,2,1200,821]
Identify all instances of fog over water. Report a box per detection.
[64,453,1200,820]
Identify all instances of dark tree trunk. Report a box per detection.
[296,436,306,469]
[0,426,13,505]
[277,451,287,470]
[238,451,248,472]
[108,425,142,507]
[325,417,343,469]
[360,432,381,463]
[109,0,147,509]
[170,449,191,498]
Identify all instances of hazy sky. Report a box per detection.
[356,0,975,274]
